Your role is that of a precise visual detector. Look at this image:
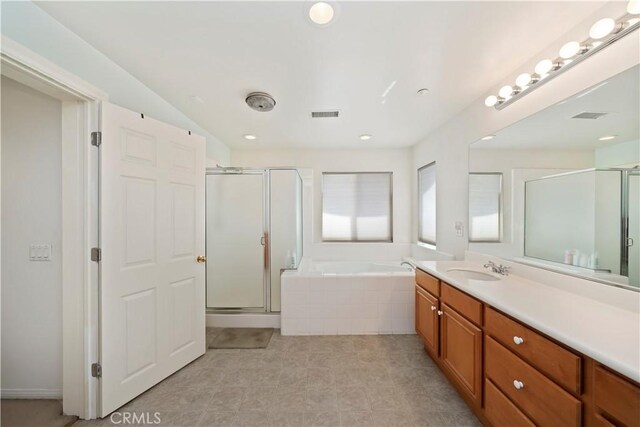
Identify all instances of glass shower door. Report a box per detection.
[206,172,265,309]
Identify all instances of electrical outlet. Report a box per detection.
[454,221,464,237]
[29,244,52,261]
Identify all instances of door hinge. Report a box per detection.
[91,363,102,378]
[91,247,102,262]
[91,131,102,147]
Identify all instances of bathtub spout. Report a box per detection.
[400,261,415,271]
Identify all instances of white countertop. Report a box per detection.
[412,259,640,383]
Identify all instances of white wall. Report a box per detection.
[411,4,639,260]
[0,1,230,164]
[1,77,63,397]
[595,139,640,169]
[231,148,418,261]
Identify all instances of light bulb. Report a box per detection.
[309,2,334,25]
[628,0,640,14]
[515,73,532,88]
[484,95,498,107]
[359,134,372,141]
[535,59,553,76]
[499,85,513,98]
[244,134,256,140]
[589,18,616,39]
[559,41,581,59]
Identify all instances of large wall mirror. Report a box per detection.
[468,64,639,290]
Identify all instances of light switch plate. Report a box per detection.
[455,221,464,237]
[29,244,52,261]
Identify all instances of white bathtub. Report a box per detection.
[281,259,415,336]
[309,261,413,275]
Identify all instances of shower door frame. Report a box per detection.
[206,167,303,314]
[205,168,271,313]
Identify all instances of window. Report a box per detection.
[322,172,392,242]
[418,162,436,246]
[468,173,502,242]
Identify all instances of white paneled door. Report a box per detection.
[99,102,206,416]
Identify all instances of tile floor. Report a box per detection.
[75,328,480,427]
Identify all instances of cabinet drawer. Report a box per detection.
[593,414,617,427]
[594,365,640,427]
[416,269,440,296]
[485,379,535,427]
[485,307,582,394]
[441,282,482,326]
[485,336,581,427]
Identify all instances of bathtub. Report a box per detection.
[281,259,415,336]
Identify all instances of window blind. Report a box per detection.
[468,173,502,242]
[322,172,392,242]
[418,163,436,245]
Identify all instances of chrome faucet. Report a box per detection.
[484,261,511,276]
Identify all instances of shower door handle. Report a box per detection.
[262,233,269,269]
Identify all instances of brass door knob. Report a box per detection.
[196,255,207,263]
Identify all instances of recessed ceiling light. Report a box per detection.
[417,88,429,96]
[598,135,617,141]
[481,135,495,141]
[309,2,334,25]
[360,134,372,141]
[244,134,257,140]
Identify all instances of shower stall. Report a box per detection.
[206,168,303,312]
[524,168,639,288]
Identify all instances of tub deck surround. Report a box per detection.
[281,260,415,336]
[411,259,640,383]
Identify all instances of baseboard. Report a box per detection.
[206,313,281,328]
[1,389,63,399]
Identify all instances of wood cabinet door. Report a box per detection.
[415,285,439,356]
[440,303,483,405]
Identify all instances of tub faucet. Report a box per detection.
[483,261,510,276]
[400,261,415,271]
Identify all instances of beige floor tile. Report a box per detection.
[198,411,238,427]
[303,411,340,427]
[267,411,305,427]
[338,411,373,427]
[336,387,370,412]
[305,387,338,412]
[208,387,246,412]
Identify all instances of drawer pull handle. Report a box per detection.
[513,380,524,390]
[437,310,443,316]
[430,306,437,311]
[513,336,524,345]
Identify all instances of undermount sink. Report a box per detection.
[446,268,501,282]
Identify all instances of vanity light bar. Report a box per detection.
[485,5,640,110]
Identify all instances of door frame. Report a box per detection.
[1,35,107,419]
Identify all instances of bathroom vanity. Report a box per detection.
[413,262,640,427]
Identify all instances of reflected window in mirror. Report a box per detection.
[418,162,436,247]
[469,173,502,242]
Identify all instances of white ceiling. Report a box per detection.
[473,65,639,151]
[37,1,608,149]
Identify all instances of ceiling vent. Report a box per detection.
[571,111,609,119]
[311,110,340,118]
